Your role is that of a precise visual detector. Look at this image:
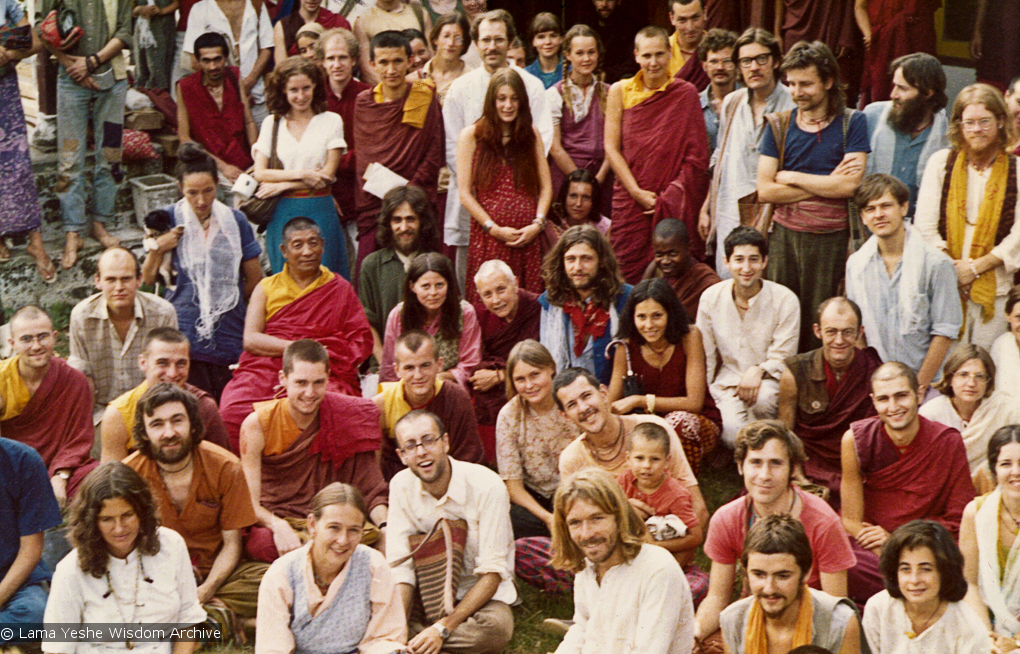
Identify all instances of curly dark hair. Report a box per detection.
[266,56,328,117]
[69,462,161,578]
[401,253,462,341]
[879,520,968,602]
[540,224,624,310]
[375,185,442,253]
[132,382,205,460]
[615,278,690,345]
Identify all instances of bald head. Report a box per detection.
[816,297,861,330]
[10,305,52,333]
[95,247,142,313]
[97,247,141,278]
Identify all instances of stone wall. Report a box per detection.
[0,147,174,313]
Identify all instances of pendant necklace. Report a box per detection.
[106,556,148,650]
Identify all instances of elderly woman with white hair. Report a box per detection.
[470,259,542,463]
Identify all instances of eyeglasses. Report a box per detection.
[954,371,990,383]
[477,36,507,46]
[960,117,997,132]
[397,434,443,455]
[707,58,735,69]
[738,53,771,68]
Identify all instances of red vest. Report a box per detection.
[179,68,253,170]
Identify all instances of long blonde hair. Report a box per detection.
[947,83,1017,154]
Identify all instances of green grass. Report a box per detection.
[195,462,744,654]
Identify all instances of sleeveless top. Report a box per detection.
[628,340,722,426]
[720,587,858,654]
[288,545,373,654]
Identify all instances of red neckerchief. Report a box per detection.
[563,300,610,356]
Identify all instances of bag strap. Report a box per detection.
[409,1,426,33]
[765,110,791,171]
[842,108,865,249]
[269,116,281,170]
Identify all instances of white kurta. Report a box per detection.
[862,591,991,654]
[991,332,1020,399]
[919,391,1020,474]
[556,544,695,654]
[44,527,207,654]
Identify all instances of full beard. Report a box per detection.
[889,95,929,133]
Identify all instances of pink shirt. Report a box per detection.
[379,300,482,393]
[703,485,856,588]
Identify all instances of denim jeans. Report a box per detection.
[56,70,128,232]
[0,583,47,639]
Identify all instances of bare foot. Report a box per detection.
[62,231,83,269]
[0,239,10,261]
[26,234,57,282]
[92,221,120,248]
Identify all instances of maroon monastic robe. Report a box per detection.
[178,68,252,170]
[471,289,541,426]
[779,0,861,100]
[326,78,372,221]
[1,357,97,497]
[674,51,710,92]
[353,82,444,272]
[858,0,939,105]
[611,79,710,282]
[219,273,373,448]
[789,346,881,497]
[851,415,974,537]
[649,260,720,321]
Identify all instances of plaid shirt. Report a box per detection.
[68,291,177,423]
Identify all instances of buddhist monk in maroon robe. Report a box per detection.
[239,342,387,563]
[839,362,975,606]
[220,220,373,448]
[353,38,444,275]
[668,0,711,92]
[0,306,97,500]
[605,27,711,284]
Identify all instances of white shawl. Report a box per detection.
[846,224,929,362]
[175,198,242,343]
[976,487,1020,636]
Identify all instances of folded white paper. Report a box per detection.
[362,162,409,199]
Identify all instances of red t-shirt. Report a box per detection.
[618,469,699,529]
[703,485,856,588]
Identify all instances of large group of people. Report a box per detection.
[4,1,1020,654]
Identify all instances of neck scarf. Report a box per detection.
[176,199,242,343]
[976,487,1020,635]
[563,299,609,357]
[744,586,814,654]
[946,151,1009,323]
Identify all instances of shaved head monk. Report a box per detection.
[220,217,373,448]
[604,26,710,282]
[0,305,97,502]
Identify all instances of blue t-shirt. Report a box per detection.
[165,205,262,366]
[0,438,62,586]
[524,58,563,89]
[760,108,870,174]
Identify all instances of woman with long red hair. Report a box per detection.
[456,68,552,303]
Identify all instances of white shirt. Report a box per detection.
[556,544,695,654]
[991,331,1020,399]
[862,590,991,654]
[183,0,274,104]
[386,457,517,605]
[44,528,208,654]
[695,279,800,388]
[442,64,553,246]
[710,85,795,244]
[253,112,347,171]
[919,391,1020,474]
[915,148,1020,297]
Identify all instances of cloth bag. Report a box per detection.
[391,518,468,624]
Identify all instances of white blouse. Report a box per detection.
[44,527,208,654]
[862,591,991,654]
[252,112,347,171]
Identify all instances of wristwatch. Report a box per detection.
[432,623,450,640]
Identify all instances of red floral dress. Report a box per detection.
[466,156,544,304]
